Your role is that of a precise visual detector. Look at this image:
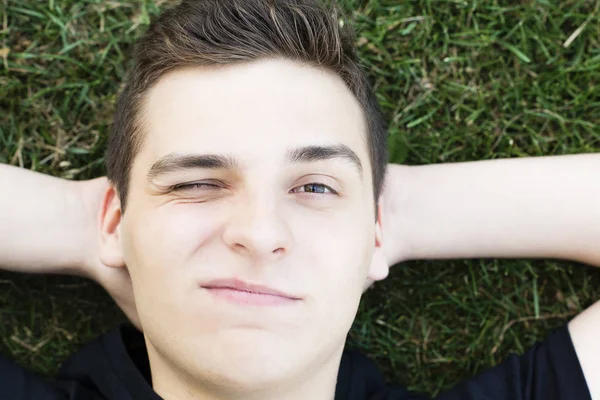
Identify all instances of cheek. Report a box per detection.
[122,203,226,326]
[295,211,372,310]
[300,212,372,276]
[121,203,224,308]
[127,203,221,266]
[291,216,371,351]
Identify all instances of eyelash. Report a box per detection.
[172,182,338,195]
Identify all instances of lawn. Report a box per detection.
[1,0,599,396]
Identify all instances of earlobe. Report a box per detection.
[99,184,126,268]
[366,197,389,282]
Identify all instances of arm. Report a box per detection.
[0,164,139,328]
[382,153,600,398]
[0,164,104,275]
[383,153,600,267]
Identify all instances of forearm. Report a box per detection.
[386,154,600,267]
[0,164,98,276]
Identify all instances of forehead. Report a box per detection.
[136,58,369,172]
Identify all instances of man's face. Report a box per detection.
[104,58,384,395]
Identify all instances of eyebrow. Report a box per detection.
[146,144,363,182]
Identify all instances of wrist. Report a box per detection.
[60,179,91,277]
[68,177,109,279]
[381,164,413,265]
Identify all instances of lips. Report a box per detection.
[200,278,302,301]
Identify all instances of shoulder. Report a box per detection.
[57,323,157,400]
[337,348,427,400]
[434,324,591,400]
[0,351,88,399]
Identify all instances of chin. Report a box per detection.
[195,353,299,394]
[187,332,303,384]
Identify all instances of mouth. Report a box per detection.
[200,278,302,306]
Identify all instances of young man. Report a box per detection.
[1,1,598,400]
[2,153,600,400]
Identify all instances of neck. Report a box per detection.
[148,342,345,400]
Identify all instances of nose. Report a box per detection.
[222,193,291,263]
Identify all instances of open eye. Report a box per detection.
[291,183,337,195]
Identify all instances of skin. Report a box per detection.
[99,58,388,400]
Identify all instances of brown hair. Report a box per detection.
[106,0,388,217]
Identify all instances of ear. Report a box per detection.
[99,184,126,268]
[366,197,389,282]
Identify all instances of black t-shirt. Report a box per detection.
[0,323,590,400]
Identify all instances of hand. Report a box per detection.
[75,177,141,330]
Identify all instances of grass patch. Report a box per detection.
[1,0,599,396]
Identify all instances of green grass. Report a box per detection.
[1,0,599,396]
